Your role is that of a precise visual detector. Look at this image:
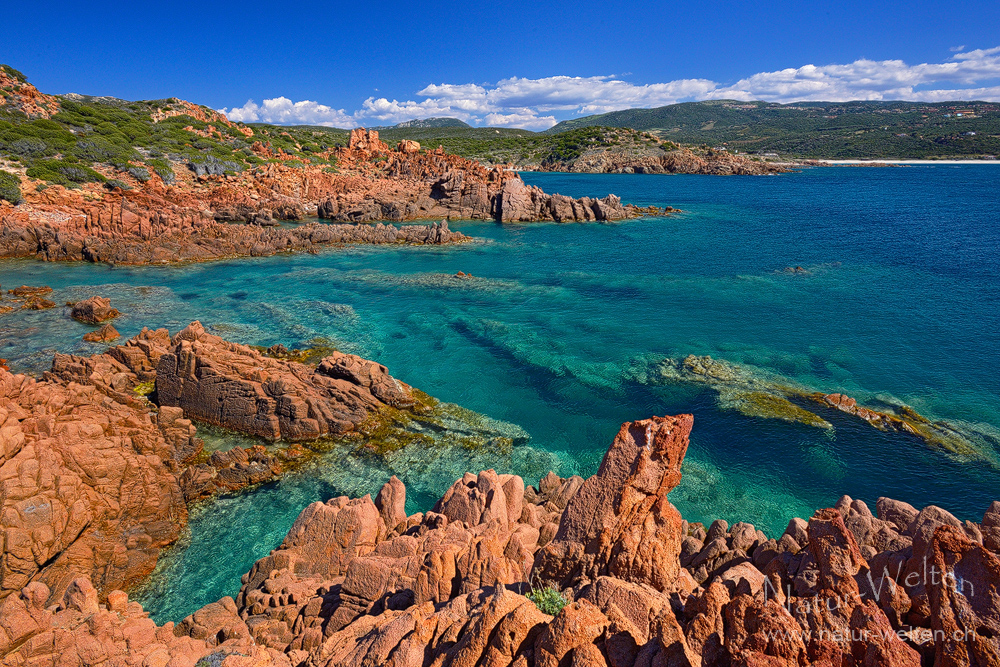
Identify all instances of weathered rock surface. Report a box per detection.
[1,128,659,266]
[82,322,120,342]
[533,415,692,592]
[0,367,190,604]
[3,322,482,614]
[155,321,415,441]
[71,295,120,323]
[0,579,290,667]
[3,405,998,667]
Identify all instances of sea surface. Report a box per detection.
[2,165,998,622]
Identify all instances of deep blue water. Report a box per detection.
[1,165,998,622]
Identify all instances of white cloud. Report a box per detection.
[219,47,1000,130]
[220,97,354,127]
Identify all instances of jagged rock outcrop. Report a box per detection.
[1,126,658,265]
[493,178,640,223]
[3,406,997,666]
[155,321,416,441]
[7,322,486,611]
[82,322,120,342]
[0,579,290,667]
[533,415,692,592]
[0,368,190,605]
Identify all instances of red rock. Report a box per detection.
[0,367,188,603]
[155,321,415,441]
[82,323,120,342]
[849,600,921,666]
[534,600,609,667]
[926,525,1000,667]
[71,296,121,323]
[533,414,693,592]
[7,285,52,297]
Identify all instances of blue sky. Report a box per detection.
[4,0,1000,129]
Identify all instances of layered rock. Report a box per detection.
[155,321,416,441]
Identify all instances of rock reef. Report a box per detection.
[641,354,991,461]
[3,410,999,667]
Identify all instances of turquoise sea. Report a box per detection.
[2,165,998,622]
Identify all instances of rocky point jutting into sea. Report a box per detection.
[0,125,658,265]
[2,323,999,667]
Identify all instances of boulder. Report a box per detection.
[82,322,120,342]
[71,296,120,323]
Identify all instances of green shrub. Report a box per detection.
[126,166,150,182]
[104,179,131,190]
[526,586,567,616]
[8,136,49,157]
[27,159,106,185]
[0,169,22,204]
[146,158,175,184]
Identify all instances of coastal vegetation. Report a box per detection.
[0,65,349,188]
[544,99,1000,158]
[0,168,21,203]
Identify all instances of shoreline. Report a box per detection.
[812,158,1000,165]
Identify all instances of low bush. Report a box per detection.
[26,159,106,185]
[126,166,150,182]
[0,169,22,204]
[8,136,49,157]
[526,586,567,616]
[1,65,27,84]
[146,158,175,184]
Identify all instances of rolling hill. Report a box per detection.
[544,99,1000,158]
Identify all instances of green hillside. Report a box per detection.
[0,65,354,192]
[545,100,1000,158]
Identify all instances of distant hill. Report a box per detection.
[372,117,471,130]
[545,100,1000,158]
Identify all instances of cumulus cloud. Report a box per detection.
[220,97,354,127]
[219,47,1000,130]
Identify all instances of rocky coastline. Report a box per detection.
[0,129,660,266]
[524,142,790,176]
[2,326,999,666]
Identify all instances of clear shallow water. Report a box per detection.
[2,165,998,622]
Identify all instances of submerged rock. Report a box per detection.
[640,354,989,460]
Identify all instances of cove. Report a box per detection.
[1,165,998,622]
